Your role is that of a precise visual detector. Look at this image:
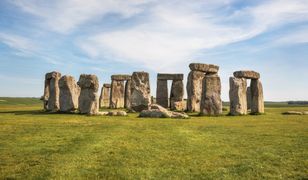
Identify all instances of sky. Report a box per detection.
[0,0,308,101]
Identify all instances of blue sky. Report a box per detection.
[0,0,307,101]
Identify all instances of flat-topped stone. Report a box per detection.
[111,74,131,81]
[103,83,111,88]
[157,73,183,80]
[233,71,260,79]
[45,71,61,80]
[189,63,219,73]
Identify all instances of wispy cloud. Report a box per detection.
[10,0,151,33]
[0,32,36,54]
[77,0,308,71]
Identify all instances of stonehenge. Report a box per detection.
[130,72,151,112]
[156,73,184,111]
[77,74,99,115]
[42,71,61,111]
[41,63,265,117]
[110,75,131,109]
[59,75,80,112]
[99,84,111,108]
[229,70,264,115]
[187,63,222,115]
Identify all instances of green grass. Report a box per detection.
[0,98,307,179]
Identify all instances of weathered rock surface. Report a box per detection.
[170,80,184,111]
[157,73,183,80]
[99,84,111,108]
[77,74,99,115]
[233,71,260,79]
[189,63,219,73]
[247,86,252,110]
[139,104,189,119]
[186,71,204,112]
[110,80,125,108]
[229,77,247,115]
[156,79,168,108]
[250,79,264,114]
[124,80,132,109]
[43,71,61,111]
[59,75,80,112]
[130,72,151,112]
[200,74,222,115]
[111,74,131,81]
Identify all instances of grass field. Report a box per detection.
[0,98,307,179]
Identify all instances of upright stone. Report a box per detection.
[229,77,247,115]
[200,74,222,115]
[131,72,151,112]
[156,79,168,108]
[59,75,80,112]
[43,71,61,111]
[77,74,99,115]
[110,80,125,108]
[247,86,252,110]
[186,71,204,112]
[124,80,132,109]
[250,79,264,114]
[99,84,111,108]
[170,80,184,111]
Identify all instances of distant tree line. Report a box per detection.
[288,101,308,105]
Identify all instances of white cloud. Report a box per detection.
[10,0,151,33]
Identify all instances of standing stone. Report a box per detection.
[99,84,111,108]
[186,71,204,112]
[250,79,264,114]
[43,71,61,111]
[131,72,151,112]
[200,74,222,115]
[110,80,125,108]
[170,80,184,111]
[77,74,99,115]
[247,86,252,110]
[229,77,247,115]
[156,79,168,108]
[124,80,132,109]
[59,75,80,112]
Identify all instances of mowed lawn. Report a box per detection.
[0,98,307,179]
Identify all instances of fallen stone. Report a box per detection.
[229,77,247,115]
[186,71,204,112]
[157,73,183,80]
[200,74,222,115]
[107,111,127,116]
[233,71,260,79]
[189,63,219,73]
[282,111,303,115]
[139,104,189,119]
[131,72,151,112]
[59,75,80,112]
[77,74,99,115]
